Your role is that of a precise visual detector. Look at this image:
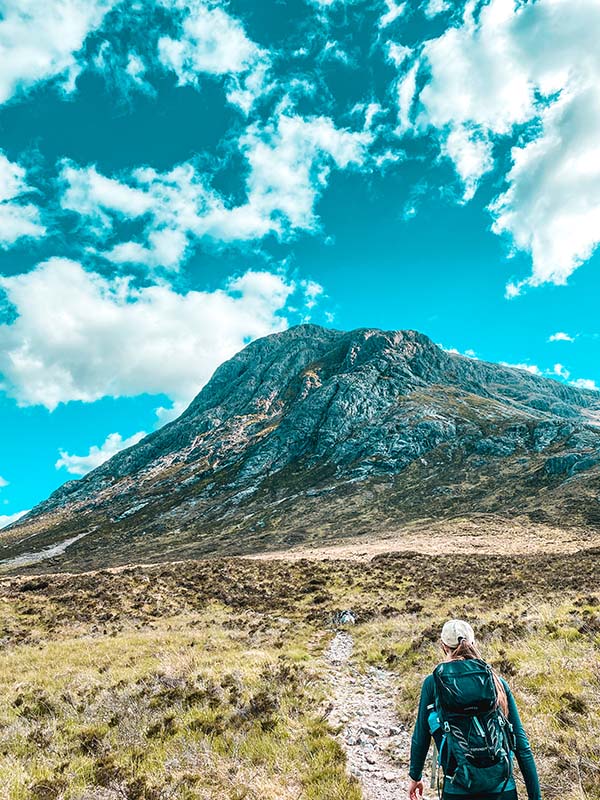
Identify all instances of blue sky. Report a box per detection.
[1,0,600,524]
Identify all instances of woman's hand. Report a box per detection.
[408,778,424,800]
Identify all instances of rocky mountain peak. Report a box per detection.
[3,324,600,572]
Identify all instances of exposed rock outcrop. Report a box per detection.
[3,324,600,571]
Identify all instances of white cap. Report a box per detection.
[441,619,475,648]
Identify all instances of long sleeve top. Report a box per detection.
[409,673,542,800]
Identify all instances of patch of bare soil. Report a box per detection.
[246,516,600,561]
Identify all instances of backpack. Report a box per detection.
[432,658,516,796]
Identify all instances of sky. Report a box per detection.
[1,0,600,525]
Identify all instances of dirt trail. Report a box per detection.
[325,631,412,800]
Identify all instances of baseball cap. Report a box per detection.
[441,619,475,648]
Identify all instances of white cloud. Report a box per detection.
[59,112,372,269]
[439,344,478,359]
[504,281,521,300]
[361,102,384,130]
[0,0,117,104]
[0,510,29,529]
[490,86,600,289]
[385,42,411,68]
[396,0,600,289]
[230,112,372,237]
[155,399,188,426]
[500,360,592,384]
[500,361,542,376]
[571,378,598,391]
[0,202,45,247]
[442,125,494,201]
[322,40,351,65]
[56,430,146,475]
[159,1,259,75]
[0,258,298,410]
[125,53,147,84]
[158,0,271,113]
[424,0,450,18]
[226,60,272,115]
[61,160,154,229]
[0,476,8,488]
[60,160,218,269]
[552,363,570,379]
[301,279,324,310]
[379,0,406,29]
[548,331,575,343]
[396,62,418,133]
[412,1,535,135]
[0,155,33,203]
[0,152,45,246]
[88,38,156,98]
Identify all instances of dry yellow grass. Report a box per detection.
[245,517,600,560]
[0,549,597,798]
[0,604,359,800]
[350,592,600,799]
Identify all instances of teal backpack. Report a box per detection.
[432,658,516,795]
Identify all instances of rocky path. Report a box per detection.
[325,631,412,799]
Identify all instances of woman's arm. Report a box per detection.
[409,675,434,782]
[504,680,542,800]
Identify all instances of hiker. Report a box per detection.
[407,619,542,800]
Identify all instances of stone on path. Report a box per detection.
[324,631,411,800]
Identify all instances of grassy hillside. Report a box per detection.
[0,550,598,799]
[7,326,600,572]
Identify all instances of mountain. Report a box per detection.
[3,324,600,572]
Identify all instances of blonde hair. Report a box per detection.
[447,638,509,717]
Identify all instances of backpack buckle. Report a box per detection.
[443,721,450,733]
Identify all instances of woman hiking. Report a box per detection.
[408,619,542,800]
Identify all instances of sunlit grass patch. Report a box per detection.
[0,552,598,798]
[349,593,600,799]
[0,606,349,800]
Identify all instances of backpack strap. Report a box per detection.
[431,671,446,800]
[498,712,515,792]
[431,666,445,725]
[436,730,450,800]
[438,725,450,766]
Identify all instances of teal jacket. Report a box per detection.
[409,673,542,800]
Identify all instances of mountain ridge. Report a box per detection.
[3,324,600,572]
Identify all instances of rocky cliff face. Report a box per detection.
[3,324,600,571]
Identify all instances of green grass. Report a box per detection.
[349,595,600,799]
[0,552,598,798]
[0,606,357,799]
